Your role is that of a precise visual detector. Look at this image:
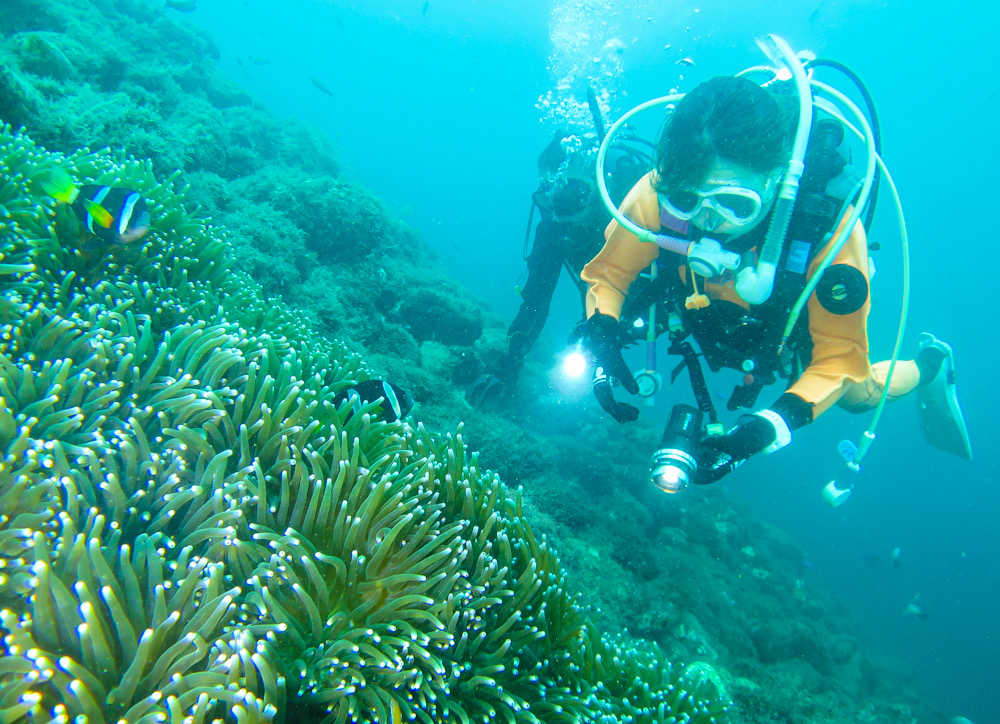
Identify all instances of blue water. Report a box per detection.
[191,0,1000,720]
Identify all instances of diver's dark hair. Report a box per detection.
[653,75,793,193]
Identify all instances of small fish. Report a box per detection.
[334,379,414,423]
[309,75,335,98]
[676,57,695,67]
[890,546,903,568]
[390,698,403,724]
[809,0,835,26]
[902,594,928,621]
[421,0,429,15]
[165,0,198,11]
[40,168,151,250]
[863,552,882,569]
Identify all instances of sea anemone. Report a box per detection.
[0,124,731,723]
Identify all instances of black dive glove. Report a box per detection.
[578,313,639,423]
[696,394,812,484]
[695,410,791,484]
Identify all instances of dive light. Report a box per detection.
[651,403,703,494]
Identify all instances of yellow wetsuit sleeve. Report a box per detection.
[786,214,873,418]
[581,172,662,320]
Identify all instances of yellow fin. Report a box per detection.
[38,167,79,203]
[390,699,402,724]
[84,199,115,229]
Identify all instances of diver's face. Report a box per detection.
[682,158,776,238]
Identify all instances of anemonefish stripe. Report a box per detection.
[119,192,140,234]
[382,382,401,419]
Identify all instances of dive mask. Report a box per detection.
[661,185,766,228]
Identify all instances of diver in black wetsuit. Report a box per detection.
[468,128,648,405]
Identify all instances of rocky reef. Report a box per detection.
[0,0,952,722]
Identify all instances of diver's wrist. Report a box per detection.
[754,409,791,453]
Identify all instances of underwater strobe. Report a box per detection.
[651,404,703,494]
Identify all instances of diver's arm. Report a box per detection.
[784,216,873,422]
[580,172,661,319]
[576,173,660,421]
[696,217,873,483]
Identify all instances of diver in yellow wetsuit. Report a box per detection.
[577,73,971,487]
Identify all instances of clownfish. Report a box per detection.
[333,379,414,423]
[40,168,151,251]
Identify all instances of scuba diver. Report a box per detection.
[468,90,650,405]
[574,36,972,502]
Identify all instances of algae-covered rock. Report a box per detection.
[0,0,69,35]
[398,287,484,345]
[0,60,41,131]
[6,31,83,81]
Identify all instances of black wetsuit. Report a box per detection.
[499,212,607,389]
